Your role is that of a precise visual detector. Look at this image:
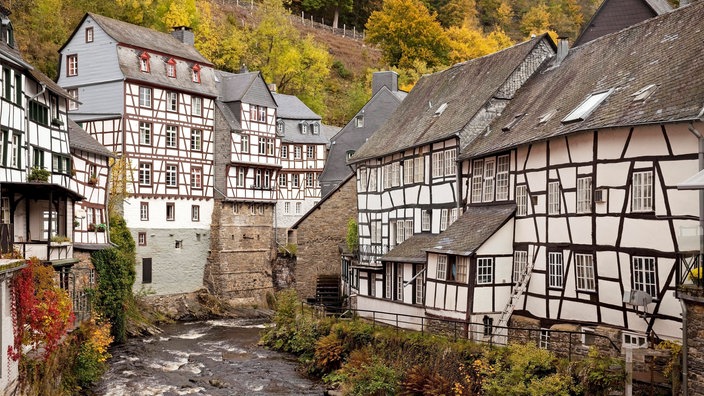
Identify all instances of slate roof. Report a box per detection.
[461,1,704,160]
[350,35,553,163]
[574,0,671,47]
[318,86,406,195]
[382,233,437,263]
[85,13,210,64]
[425,204,516,256]
[215,100,242,131]
[216,71,277,108]
[272,93,329,144]
[68,119,113,157]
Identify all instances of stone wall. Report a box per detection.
[292,176,357,300]
[680,286,704,396]
[204,201,276,307]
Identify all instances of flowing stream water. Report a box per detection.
[91,319,326,396]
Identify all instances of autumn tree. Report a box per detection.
[366,0,450,68]
[520,3,551,37]
[302,0,354,28]
[446,26,513,64]
[244,0,332,114]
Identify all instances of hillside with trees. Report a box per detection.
[7,0,660,125]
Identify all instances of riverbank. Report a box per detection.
[127,288,274,337]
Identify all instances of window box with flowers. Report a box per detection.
[95,223,106,232]
[88,173,98,185]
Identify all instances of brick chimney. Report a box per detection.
[171,26,194,46]
[372,71,399,96]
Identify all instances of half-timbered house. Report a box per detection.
[450,1,704,346]
[205,70,279,306]
[0,7,84,392]
[347,36,556,316]
[272,92,328,238]
[57,13,218,295]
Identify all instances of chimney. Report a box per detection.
[268,83,277,93]
[553,37,569,67]
[372,71,399,96]
[171,26,194,46]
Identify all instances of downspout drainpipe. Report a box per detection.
[683,121,703,396]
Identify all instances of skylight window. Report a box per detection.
[632,84,657,102]
[562,89,613,123]
[502,113,524,131]
[434,103,448,116]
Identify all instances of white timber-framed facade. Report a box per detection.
[57,13,218,295]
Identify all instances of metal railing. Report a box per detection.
[677,253,702,288]
[302,303,621,361]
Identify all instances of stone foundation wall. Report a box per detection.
[680,286,704,396]
[292,176,357,299]
[204,201,276,307]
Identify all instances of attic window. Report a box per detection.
[538,109,557,124]
[434,102,448,116]
[562,89,613,123]
[276,120,284,136]
[166,58,177,78]
[312,122,320,135]
[139,52,150,73]
[502,113,524,131]
[632,84,657,102]
[300,122,308,134]
[3,19,14,48]
[191,64,201,83]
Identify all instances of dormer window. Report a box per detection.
[192,64,201,83]
[355,115,364,128]
[502,113,524,131]
[562,89,613,123]
[538,109,557,124]
[276,120,284,135]
[312,122,320,135]
[300,122,308,134]
[139,52,150,73]
[166,58,177,78]
[3,19,14,48]
[632,84,657,102]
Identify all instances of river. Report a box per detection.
[91,319,326,396]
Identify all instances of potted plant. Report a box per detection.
[96,223,107,232]
[88,223,96,232]
[73,220,80,229]
[690,267,703,287]
[27,167,50,182]
[88,173,98,185]
[50,235,71,244]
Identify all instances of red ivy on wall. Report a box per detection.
[8,258,75,361]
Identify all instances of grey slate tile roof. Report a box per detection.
[425,203,516,256]
[350,35,552,163]
[461,1,704,160]
[382,233,437,263]
[318,86,406,195]
[86,13,211,64]
[573,0,671,47]
[68,119,113,157]
[216,71,277,108]
[272,93,329,145]
[215,100,242,131]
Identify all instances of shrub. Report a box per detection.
[27,167,50,182]
[574,346,625,396]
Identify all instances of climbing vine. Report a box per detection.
[8,258,75,361]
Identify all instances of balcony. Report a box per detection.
[15,240,74,262]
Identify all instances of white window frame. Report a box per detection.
[575,253,596,292]
[294,146,302,159]
[241,135,249,153]
[191,167,202,189]
[295,202,301,214]
[391,161,400,187]
[513,250,528,284]
[281,145,288,158]
[404,159,414,185]
[421,211,431,232]
[471,159,484,203]
[432,151,444,178]
[622,332,648,349]
[165,165,177,187]
[632,256,657,298]
[139,86,151,108]
[444,149,456,176]
[482,158,495,202]
[359,168,367,192]
[539,329,550,349]
[632,170,653,212]
[306,145,315,159]
[191,205,200,222]
[548,181,561,215]
[516,185,527,216]
[284,202,290,214]
[440,209,449,231]
[165,125,177,148]
[139,122,151,145]
[190,129,202,151]
[548,252,563,288]
[140,202,149,220]
[68,89,79,111]
[396,264,404,300]
[139,163,151,185]
[577,176,592,214]
[167,91,178,112]
[414,156,424,183]
[369,168,378,192]
[395,220,405,245]
[476,257,493,285]
[496,155,510,201]
[237,168,245,187]
[436,255,447,280]
[371,220,382,244]
[67,54,78,76]
[456,257,468,283]
[192,96,202,116]
[415,267,424,304]
[278,173,287,187]
[292,173,299,188]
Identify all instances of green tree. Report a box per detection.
[520,3,552,37]
[302,0,354,28]
[365,0,449,68]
